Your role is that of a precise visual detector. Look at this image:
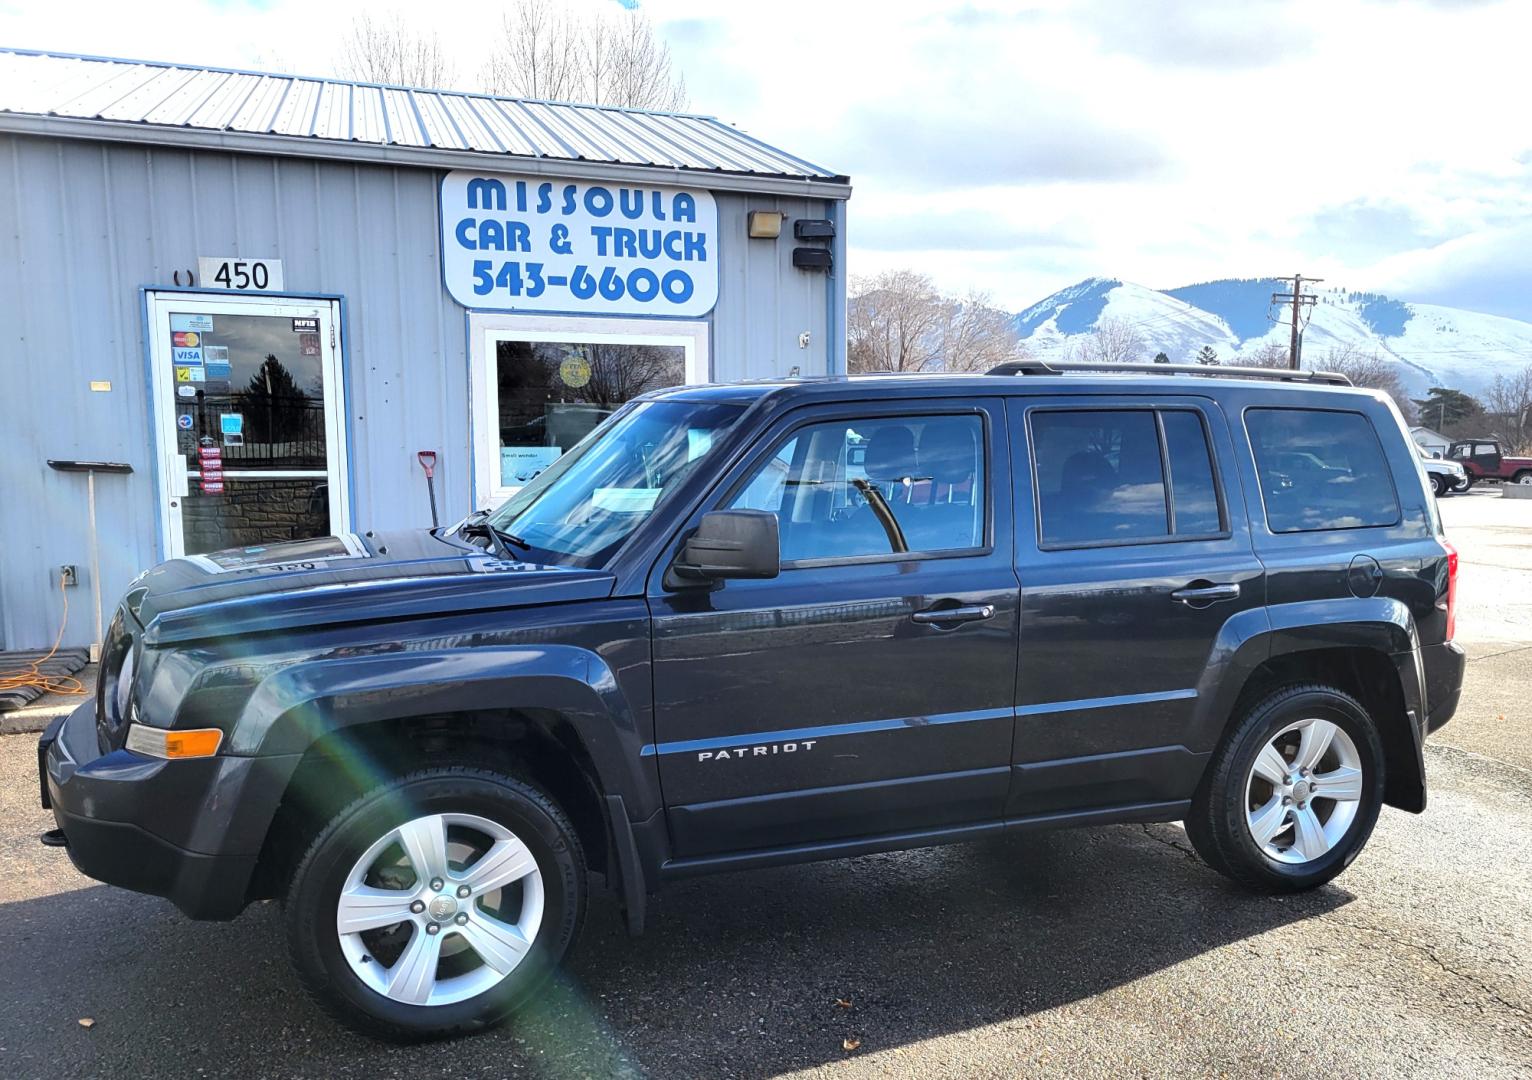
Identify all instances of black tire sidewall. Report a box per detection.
[285,770,584,1040]
[1430,474,1447,497]
[1218,688,1384,889]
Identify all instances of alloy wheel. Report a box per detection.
[1244,718,1364,865]
[335,813,544,1007]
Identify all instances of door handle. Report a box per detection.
[1170,582,1241,605]
[912,603,995,625]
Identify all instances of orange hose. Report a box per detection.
[0,575,88,698]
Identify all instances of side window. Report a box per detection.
[1032,410,1167,545]
[1246,408,1401,532]
[726,414,986,563]
[1161,410,1223,536]
[1030,408,1227,547]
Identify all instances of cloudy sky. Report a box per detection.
[4,0,1530,318]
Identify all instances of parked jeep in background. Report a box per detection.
[39,360,1464,1040]
[1448,438,1532,487]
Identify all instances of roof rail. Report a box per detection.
[985,359,1352,386]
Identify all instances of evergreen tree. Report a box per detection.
[1152,351,1170,364]
[1195,345,1219,366]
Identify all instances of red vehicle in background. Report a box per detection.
[1448,439,1532,487]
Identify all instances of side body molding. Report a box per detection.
[228,645,661,820]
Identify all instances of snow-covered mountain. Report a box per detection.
[1013,277,1532,398]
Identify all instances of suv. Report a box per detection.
[40,360,1465,1040]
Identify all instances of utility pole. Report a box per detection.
[1271,274,1322,370]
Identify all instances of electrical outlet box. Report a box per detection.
[59,564,78,587]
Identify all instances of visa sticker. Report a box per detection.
[172,346,203,366]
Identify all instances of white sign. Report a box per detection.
[198,257,285,292]
[500,445,563,485]
[440,171,718,317]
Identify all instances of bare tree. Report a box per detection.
[1484,363,1532,454]
[1313,344,1416,421]
[483,0,688,109]
[1242,341,1292,369]
[1064,317,1145,365]
[848,271,1025,374]
[337,12,455,89]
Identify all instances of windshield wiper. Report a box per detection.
[456,512,529,560]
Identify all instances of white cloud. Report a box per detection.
[5,0,1530,316]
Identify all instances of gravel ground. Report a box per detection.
[0,489,1527,1079]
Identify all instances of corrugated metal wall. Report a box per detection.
[0,132,836,649]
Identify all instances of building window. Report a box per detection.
[471,315,708,507]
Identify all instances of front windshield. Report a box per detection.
[485,400,745,568]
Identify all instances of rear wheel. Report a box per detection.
[1515,470,1532,486]
[1185,684,1384,892]
[284,767,585,1041]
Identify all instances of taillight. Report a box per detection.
[1438,540,1459,641]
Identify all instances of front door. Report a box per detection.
[147,293,348,558]
[649,401,1019,858]
[1006,396,1265,817]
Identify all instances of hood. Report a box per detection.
[125,530,616,645]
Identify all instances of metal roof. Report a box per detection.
[0,48,848,196]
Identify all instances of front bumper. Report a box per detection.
[40,701,296,920]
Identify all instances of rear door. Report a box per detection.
[1006,395,1264,817]
[648,399,1019,857]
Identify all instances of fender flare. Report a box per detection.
[1188,597,1426,809]
[226,643,661,824]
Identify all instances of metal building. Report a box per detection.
[0,48,850,651]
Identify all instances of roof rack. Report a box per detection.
[985,359,1352,386]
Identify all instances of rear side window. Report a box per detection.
[1030,408,1226,547]
[1246,408,1400,532]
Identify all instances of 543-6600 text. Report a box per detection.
[472,261,695,305]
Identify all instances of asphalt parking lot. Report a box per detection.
[1,489,1529,1079]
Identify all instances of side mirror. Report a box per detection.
[670,510,779,585]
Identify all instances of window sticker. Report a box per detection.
[592,487,662,513]
[170,313,213,333]
[219,413,244,436]
[172,345,204,367]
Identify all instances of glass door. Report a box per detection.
[147,292,349,558]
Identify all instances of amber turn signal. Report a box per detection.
[125,724,223,759]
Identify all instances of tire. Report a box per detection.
[1184,684,1384,892]
[1460,475,1476,491]
[1429,474,1448,497]
[284,766,586,1041]
[1515,470,1532,487]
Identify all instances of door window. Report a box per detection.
[727,414,986,562]
[1030,408,1227,547]
[1246,408,1400,532]
[150,296,346,557]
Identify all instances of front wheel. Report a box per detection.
[1185,685,1384,892]
[284,767,586,1041]
[1430,474,1449,497]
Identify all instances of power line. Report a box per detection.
[1271,273,1323,369]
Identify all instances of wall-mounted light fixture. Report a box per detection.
[747,211,786,239]
[792,248,833,271]
[793,219,836,241]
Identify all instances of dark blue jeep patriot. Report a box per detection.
[40,360,1465,1039]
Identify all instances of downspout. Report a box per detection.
[825,196,848,375]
